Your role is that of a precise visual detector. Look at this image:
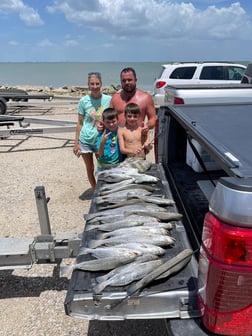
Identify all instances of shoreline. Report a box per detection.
[0,84,153,98]
[0,84,116,97]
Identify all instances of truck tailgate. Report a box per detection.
[65,163,200,320]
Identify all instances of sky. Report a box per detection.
[0,0,252,62]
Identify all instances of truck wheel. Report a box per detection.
[0,98,7,115]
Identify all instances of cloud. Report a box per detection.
[47,0,252,41]
[0,0,43,26]
[38,39,54,47]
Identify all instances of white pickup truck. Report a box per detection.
[163,83,252,105]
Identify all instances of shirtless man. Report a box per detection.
[118,103,152,158]
[110,67,157,132]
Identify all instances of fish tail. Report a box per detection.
[87,239,102,248]
[60,265,73,277]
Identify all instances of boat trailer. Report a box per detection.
[0,115,76,138]
[0,186,81,270]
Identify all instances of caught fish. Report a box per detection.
[125,210,183,221]
[94,189,151,205]
[99,178,136,192]
[129,173,159,184]
[97,167,139,183]
[85,214,127,224]
[97,226,169,239]
[97,198,145,210]
[85,214,160,231]
[156,250,193,280]
[127,193,175,206]
[74,252,140,271]
[144,222,174,230]
[127,249,193,296]
[99,182,156,196]
[93,259,164,293]
[118,157,152,173]
[78,246,144,259]
[112,242,166,256]
[88,233,176,249]
[84,203,168,222]
[96,254,159,284]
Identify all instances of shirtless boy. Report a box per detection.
[118,103,152,158]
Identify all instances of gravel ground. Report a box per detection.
[0,98,156,336]
[0,99,90,336]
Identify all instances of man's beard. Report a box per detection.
[123,84,136,93]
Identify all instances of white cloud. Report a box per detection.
[64,39,79,46]
[0,0,43,26]
[47,0,252,41]
[38,39,54,47]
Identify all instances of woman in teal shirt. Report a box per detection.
[73,72,111,189]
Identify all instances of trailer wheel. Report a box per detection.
[0,98,7,115]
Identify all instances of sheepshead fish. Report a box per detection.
[74,251,140,271]
[118,157,152,173]
[85,214,160,231]
[88,233,176,249]
[93,259,163,293]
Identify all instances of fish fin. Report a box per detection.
[93,280,109,294]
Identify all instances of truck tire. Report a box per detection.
[0,98,7,115]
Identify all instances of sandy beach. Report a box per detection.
[0,93,156,336]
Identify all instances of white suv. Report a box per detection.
[153,62,246,106]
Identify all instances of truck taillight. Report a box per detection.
[198,212,252,335]
[174,97,184,104]
[155,81,166,89]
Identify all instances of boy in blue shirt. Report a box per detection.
[96,108,123,170]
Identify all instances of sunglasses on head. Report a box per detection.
[88,72,101,77]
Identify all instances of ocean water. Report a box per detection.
[0,62,164,93]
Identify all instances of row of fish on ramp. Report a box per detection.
[74,158,193,296]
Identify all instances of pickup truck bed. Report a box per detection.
[65,164,201,320]
[167,102,252,177]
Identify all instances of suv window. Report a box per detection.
[170,66,196,79]
[200,66,225,80]
[227,66,244,80]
